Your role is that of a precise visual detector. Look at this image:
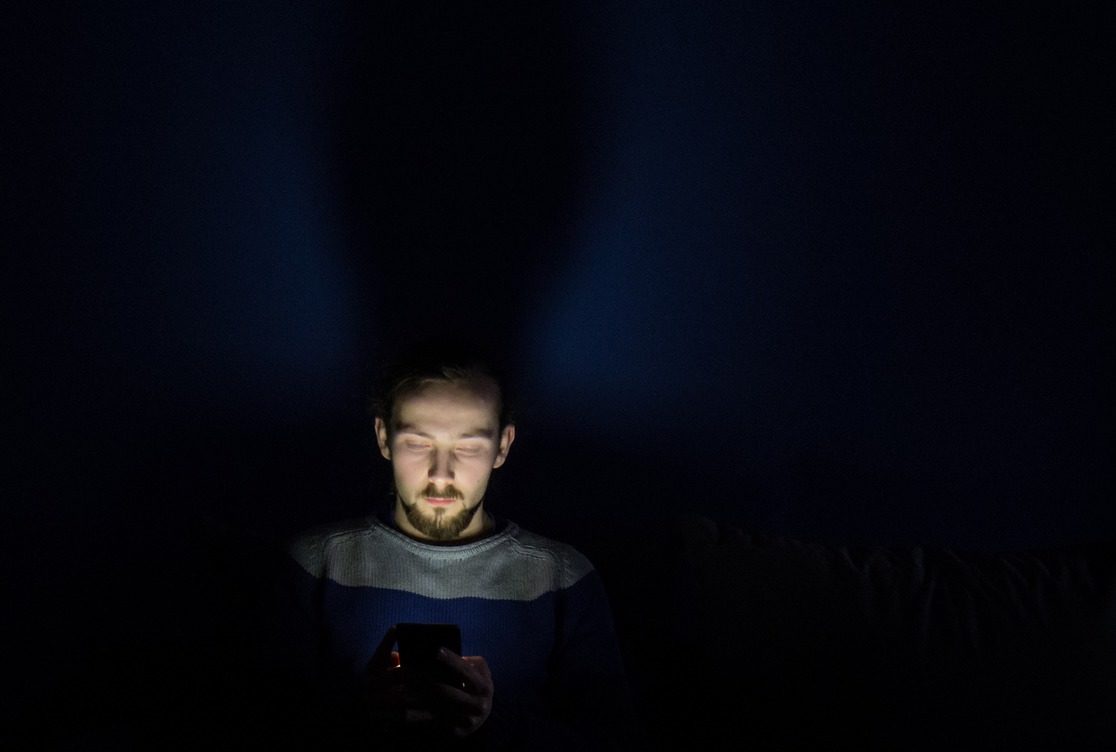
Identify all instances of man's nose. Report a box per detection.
[429,448,454,481]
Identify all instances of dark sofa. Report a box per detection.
[578,513,1116,750]
[21,511,1114,750]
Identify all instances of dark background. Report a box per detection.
[6,1,1113,745]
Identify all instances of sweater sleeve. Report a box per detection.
[243,535,368,748]
[549,566,641,749]
[481,559,641,751]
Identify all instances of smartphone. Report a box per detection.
[395,622,462,686]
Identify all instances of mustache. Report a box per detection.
[421,484,464,500]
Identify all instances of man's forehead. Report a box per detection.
[392,380,500,433]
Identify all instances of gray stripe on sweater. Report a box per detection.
[289,516,596,601]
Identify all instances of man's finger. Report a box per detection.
[433,651,492,692]
[461,655,492,683]
[459,655,494,696]
[428,682,486,707]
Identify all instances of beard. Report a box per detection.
[399,483,480,541]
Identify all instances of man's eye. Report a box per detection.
[456,446,483,455]
[404,442,430,451]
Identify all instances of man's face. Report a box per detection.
[375,379,515,542]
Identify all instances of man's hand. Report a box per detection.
[426,648,494,738]
[365,627,494,739]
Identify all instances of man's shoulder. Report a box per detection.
[286,515,380,576]
[504,523,597,588]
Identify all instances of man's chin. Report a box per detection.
[403,499,475,540]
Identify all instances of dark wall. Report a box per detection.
[6,1,1112,745]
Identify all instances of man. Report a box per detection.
[273,345,636,750]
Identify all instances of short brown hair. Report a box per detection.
[370,338,515,433]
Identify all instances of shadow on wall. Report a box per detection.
[335,1,590,352]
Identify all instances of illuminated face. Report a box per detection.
[375,379,515,542]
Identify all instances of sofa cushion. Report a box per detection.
[584,514,1116,749]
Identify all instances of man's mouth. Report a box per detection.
[421,484,462,506]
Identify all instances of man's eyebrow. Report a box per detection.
[458,428,497,439]
[394,426,432,438]
[394,424,496,440]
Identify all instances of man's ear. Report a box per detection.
[374,417,392,460]
[492,424,516,469]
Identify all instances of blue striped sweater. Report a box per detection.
[282,513,633,748]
